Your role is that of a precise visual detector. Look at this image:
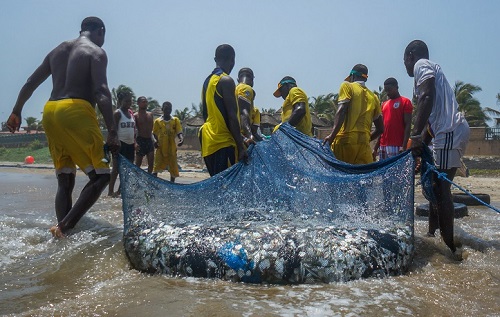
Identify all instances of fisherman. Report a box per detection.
[323,64,384,164]
[152,101,183,182]
[373,77,413,160]
[6,17,120,237]
[273,76,313,136]
[134,96,155,173]
[404,40,470,259]
[200,44,248,176]
[236,67,263,144]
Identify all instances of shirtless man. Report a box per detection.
[134,96,155,173]
[6,17,120,237]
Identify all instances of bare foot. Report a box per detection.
[50,225,65,238]
[451,249,463,261]
[107,191,115,197]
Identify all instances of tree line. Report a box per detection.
[2,81,500,132]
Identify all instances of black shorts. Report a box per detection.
[136,136,154,157]
[203,146,235,176]
[120,141,135,162]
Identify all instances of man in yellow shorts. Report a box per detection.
[152,101,183,182]
[6,17,120,238]
[273,76,313,136]
[323,64,384,164]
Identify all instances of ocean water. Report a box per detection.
[0,169,498,317]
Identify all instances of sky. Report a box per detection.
[1,0,499,126]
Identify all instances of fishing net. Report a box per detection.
[119,123,416,284]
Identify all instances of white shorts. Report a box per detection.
[432,122,469,170]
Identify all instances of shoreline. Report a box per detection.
[1,162,498,204]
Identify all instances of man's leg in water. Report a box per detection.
[55,173,75,222]
[432,168,458,252]
[108,155,119,196]
[427,171,439,236]
[51,171,110,237]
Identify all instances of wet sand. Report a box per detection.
[0,163,499,316]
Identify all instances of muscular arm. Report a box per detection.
[412,77,435,137]
[370,115,384,141]
[219,76,247,160]
[91,49,119,154]
[402,112,412,150]
[409,77,435,155]
[7,55,51,132]
[238,97,253,139]
[323,102,348,145]
[288,102,306,127]
[91,50,115,134]
[113,110,121,134]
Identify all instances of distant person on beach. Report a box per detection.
[6,17,120,238]
[152,101,183,182]
[404,40,470,258]
[108,90,135,197]
[323,64,384,164]
[200,44,248,176]
[373,77,413,160]
[236,67,262,144]
[272,76,313,136]
[134,96,155,173]
[251,106,264,140]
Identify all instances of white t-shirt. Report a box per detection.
[413,59,469,149]
[117,109,136,144]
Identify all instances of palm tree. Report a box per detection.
[190,102,203,117]
[261,108,277,115]
[174,107,191,121]
[308,93,338,124]
[147,97,160,112]
[37,119,44,131]
[25,116,38,133]
[373,86,388,104]
[453,81,489,127]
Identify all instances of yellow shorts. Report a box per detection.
[43,99,109,175]
[332,141,373,165]
[153,148,179,177]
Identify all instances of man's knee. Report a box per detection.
[88,170,110,183]
[57,173,75,186]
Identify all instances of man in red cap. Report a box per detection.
[323,64,384,164]
[273,76,312,136]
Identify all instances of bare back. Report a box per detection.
[49,36,108,105]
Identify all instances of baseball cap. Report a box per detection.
[273,76,296,97]
[344,64,368,81]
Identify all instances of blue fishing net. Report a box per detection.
[119,123,416,284]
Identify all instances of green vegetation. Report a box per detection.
[0,145,52,164]
[469,169,500,177]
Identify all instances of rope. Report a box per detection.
[428,164,500,214]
